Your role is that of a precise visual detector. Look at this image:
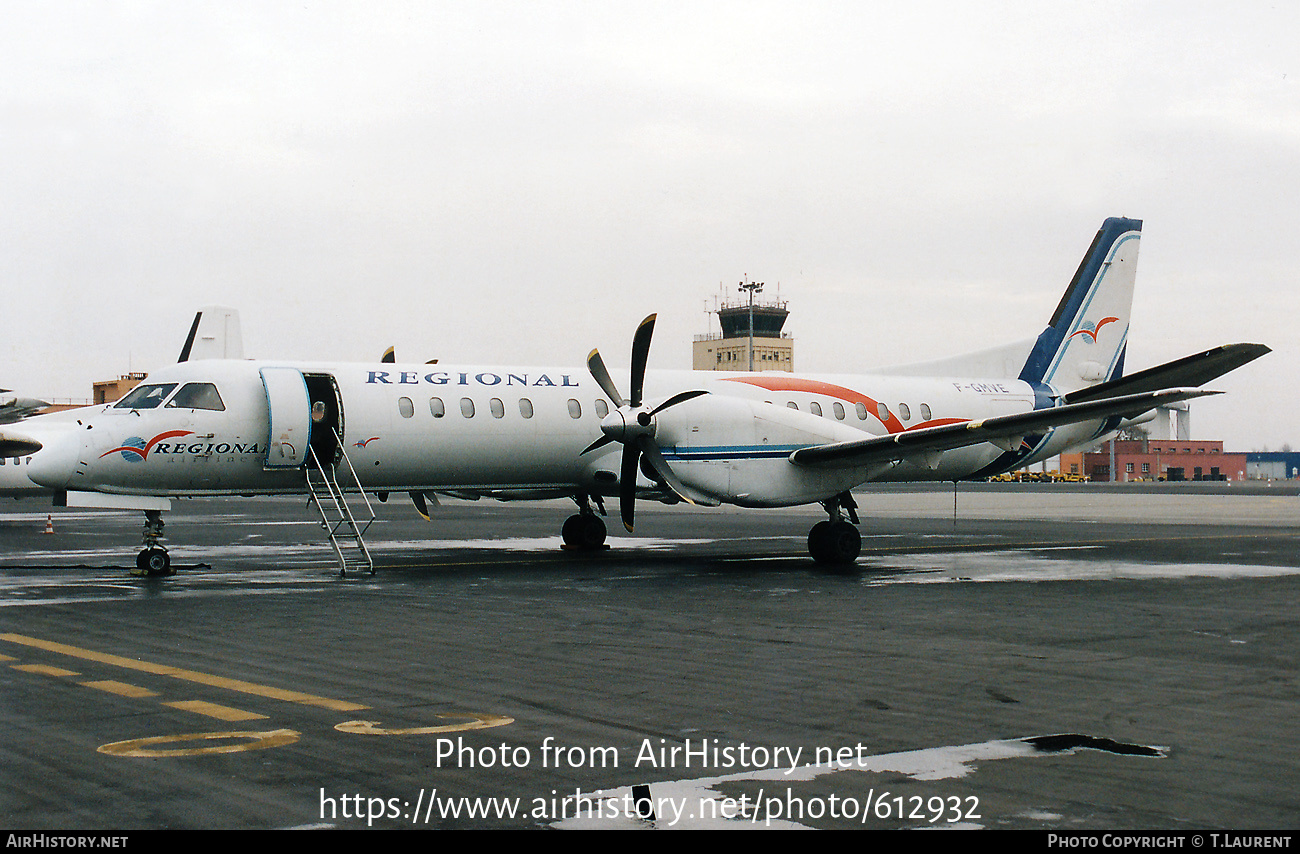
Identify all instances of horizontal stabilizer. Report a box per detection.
[790,387,1218,470]
[1063,343,1270,404]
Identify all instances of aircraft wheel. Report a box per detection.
[562,514,607,550]
[808,521,832,562]
[139,547,173,577]
[809,520,860,565]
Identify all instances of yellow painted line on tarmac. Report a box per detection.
[336,713,515,735]
[12,663,81,677]
[0,653,16,662]
[80,679,158,698]
[98,729,301,758]
[0,633,369,712]
[164,700,270,722]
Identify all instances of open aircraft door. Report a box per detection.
[260,366,311,470]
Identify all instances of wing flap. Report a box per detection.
[789,388,1218,469]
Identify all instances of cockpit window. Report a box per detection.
[166,382,225,411]
[113,383,178,410]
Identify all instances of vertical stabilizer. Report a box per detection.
[1018,217,1141,392]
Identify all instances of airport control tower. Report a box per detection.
[692,279,794,372]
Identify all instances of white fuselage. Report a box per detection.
[17,358,1102,508]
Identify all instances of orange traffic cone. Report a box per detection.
[43,514,54,535]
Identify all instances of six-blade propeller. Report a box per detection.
[582,315,708,531]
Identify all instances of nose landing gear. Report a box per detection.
[133,509,173,577]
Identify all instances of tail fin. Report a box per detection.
[1018,217,1141,391]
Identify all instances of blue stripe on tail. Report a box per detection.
[1018,217,1142,385]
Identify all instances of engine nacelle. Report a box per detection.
[653,396,883,507]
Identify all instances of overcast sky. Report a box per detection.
[2,1,1294,450]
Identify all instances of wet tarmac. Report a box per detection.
[2,483,1297,829]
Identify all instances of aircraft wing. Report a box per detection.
[789,387,1218,470]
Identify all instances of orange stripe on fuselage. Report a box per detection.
[720,376,911,433]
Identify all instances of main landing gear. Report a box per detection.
[561,493,609,551]
[558,489,864,564]
[134,509,174,577]
[808,492,862,566]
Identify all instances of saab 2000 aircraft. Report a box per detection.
[1,218,1268,575]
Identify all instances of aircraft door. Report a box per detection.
[303,373,343,469]
[260,367,312,469]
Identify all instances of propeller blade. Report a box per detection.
[649,389,708,416]
[587,349,626,408]
[628,314,656,407]
[636,436,716,507]
[580,434,615,455]
[620,443,640,532]
[410,491,431,520]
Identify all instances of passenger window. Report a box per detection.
[113,383,178,410]
[398,397,414,418]
[460,398,475,418]
[898,402,911,421]
[167,382,225,411]
[832,402,845,420]
[786,401,799,410]
[595,399,609,418]
[920,403,932,421]
[877,402,890,422]
[519,399,534,419]
[809,401,822,417]
[568,399,582,419]
[430,397,445,418]
[489,398,505,418]
[855,402,868,420]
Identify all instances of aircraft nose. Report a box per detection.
[26,429,84,490]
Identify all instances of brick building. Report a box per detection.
[1082,439,1246,482]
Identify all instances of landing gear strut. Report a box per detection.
[562,493,608,550]
[134,509,173,577]
[808,492,861,565]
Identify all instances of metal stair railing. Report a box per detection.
[304,430,375,576]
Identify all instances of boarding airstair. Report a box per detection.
[305,430,375,576]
